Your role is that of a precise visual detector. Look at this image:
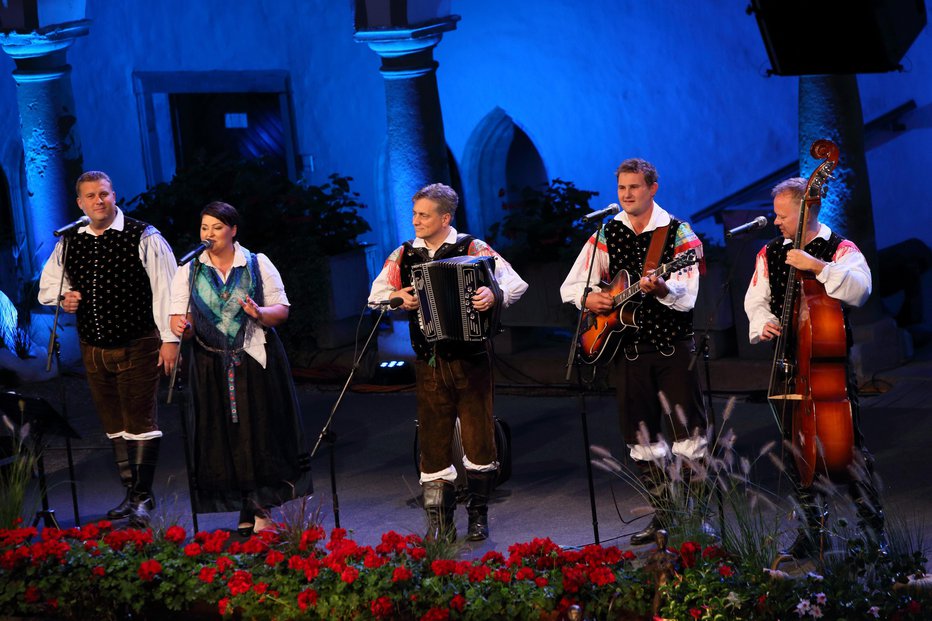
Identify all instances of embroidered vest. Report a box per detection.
[398,234,486,360]
[189,249,264,353]
[765,232,843,320]
[604,218,694,349]
[65,217,155,346]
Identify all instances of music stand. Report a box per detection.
[0,391,81,529]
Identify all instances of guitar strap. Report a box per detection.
[643,224,670,276]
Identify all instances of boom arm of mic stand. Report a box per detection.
[312,305,389,458]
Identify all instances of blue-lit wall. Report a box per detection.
[0,0,929,260]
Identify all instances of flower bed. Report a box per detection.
[0,521,928,620]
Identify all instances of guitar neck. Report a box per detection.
[610,260,680,307]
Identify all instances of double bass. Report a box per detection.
[768,139,855,488]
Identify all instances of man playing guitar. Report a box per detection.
[560,158,706,545]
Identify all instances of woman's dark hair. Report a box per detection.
[200,201,241,240]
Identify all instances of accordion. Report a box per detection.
[411,255,503,343]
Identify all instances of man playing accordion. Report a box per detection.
[368,183,528,542]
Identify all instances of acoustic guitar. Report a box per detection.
[577,249,698,364]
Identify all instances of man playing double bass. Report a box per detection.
[744,176,886,557]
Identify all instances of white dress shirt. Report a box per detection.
[368,227,528,308]
[744,223,872,344]
[559,202,699,312]
[38,207,179,344]
[170,243,289,368]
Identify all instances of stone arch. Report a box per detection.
[461,107,548,240]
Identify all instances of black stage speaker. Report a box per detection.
[750,0,927,75]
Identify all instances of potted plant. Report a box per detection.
[487,179,600,336]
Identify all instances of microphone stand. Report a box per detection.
[311,302,395,529]
[564,222,608,545]
[167,259,202,532]
[44,233,81,526]
[688,232,758,542]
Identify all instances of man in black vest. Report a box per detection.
[38,171,179,527]
[744,176,886,557]
[368,183,527,542]
[561,158,706,545]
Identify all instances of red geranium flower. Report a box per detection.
[164,525,186,544]
[138,559,162,582]
[297,589,318,611]
[371,596,393,619]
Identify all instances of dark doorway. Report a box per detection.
[170,92,288,175]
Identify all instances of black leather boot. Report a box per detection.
[106,437,135,519]
[630,460,669,546]
[465,470,496,542]
[782,488,826,558]
[126,438,160,528]
[422,480,457,543]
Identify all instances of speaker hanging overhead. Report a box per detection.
[749,0,928,76]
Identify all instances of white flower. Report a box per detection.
[814,592,827,605]
[868,606,880,618]
[810,604,823,618]
[807,572,824,582]
[796,599,811,616]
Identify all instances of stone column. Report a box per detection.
[356,17,459,246]
[0,22,89,272]
[798,75,908,377]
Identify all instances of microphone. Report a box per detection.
[581,203,621,223]
[726,216,768,238]
[53,216,91,237]
[177,239,214,266]
[376,297,405,309]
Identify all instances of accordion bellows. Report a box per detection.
[411,255,503,343]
